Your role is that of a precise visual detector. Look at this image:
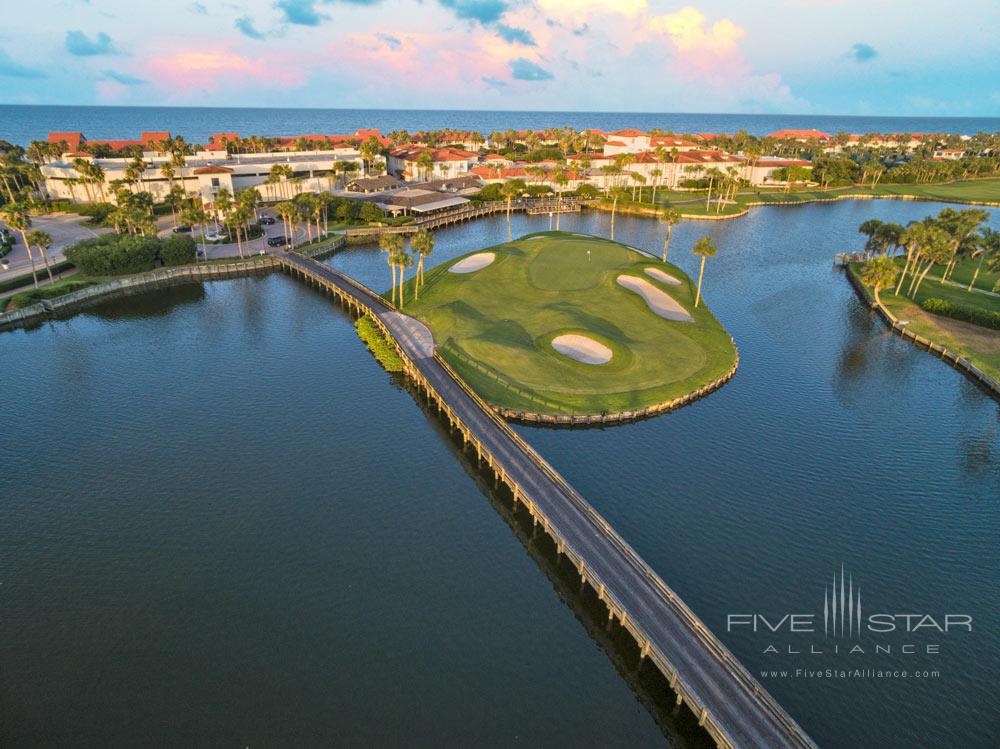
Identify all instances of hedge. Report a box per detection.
[921,297,1000,331]
[64,233,196,275]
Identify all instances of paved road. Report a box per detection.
[278,252,817,749]
[0,214,113,282]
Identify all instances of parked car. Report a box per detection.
[266,236,288,248]
[1,227,15,244]
[204,231,229,242]
[258,216,276,225]
[172,225,192,234]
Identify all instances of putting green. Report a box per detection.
[396,231,737,417]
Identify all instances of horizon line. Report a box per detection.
[2,103,999,121]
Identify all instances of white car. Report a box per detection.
[204,231,228,242]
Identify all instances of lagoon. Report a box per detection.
[2,200,997,748]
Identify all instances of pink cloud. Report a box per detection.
[143,45,307,94]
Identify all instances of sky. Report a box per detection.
[1,0,998,116]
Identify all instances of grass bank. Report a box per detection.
[848,262,1000,381]
[398,231,737,417]
[605,178,1000,219]
[355,314,404,372]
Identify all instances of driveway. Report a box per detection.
[0,213,113,283]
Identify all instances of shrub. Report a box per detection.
[359,202,384,223]
[572,184,601,199]
[159,234,197,266]
[471,183,503,201]
[921,298,1000,331]
[524,184,553,197]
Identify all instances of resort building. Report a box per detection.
[39,130,372,205]
[386,145,480,180]
[345,175,404,193]
[744,157,813,185]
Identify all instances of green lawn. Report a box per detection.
[630,178,1000,218]
[398,231,737,416]
[849,264,1000,380]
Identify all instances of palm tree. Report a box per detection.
[858,219,884,260]
[379,233,404,305]
[0,204,37,286]
[25,229,55,282]
[609,187,628,241]
[553,169,569,230]
[968,227,1000,292]
[692,236,718,308]
[180,204,210,260]
[410,229,435,296]
[500,179,524,241]
[415,151,433,182]
[894,223,923,296]
[660,207,682,262]
[275,201,301,248]
[909,225,953,298]
[394,247,413,307]
[861,255,898,308]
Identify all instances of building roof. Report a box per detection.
[612,129,646,137]
[650,136,699,149]
[389,144,478,162]
[377,188,470,212]
[606,141,627,147]
[192,165,235,175]
[346,175,403,191]
[767,129,832,141]
[48,132,83,150]
[673,150,745,165]
[755,158,812,168]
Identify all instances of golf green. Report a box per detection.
[397,231,738,417]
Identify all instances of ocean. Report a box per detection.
[2,105,999,146]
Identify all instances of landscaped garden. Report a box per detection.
[397,231,737,416]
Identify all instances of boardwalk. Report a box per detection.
[278,251,818,749]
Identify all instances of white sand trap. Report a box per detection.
[449,252,495,273]
[527,236,545,240]
[617,275,693,322]
[551,334,612,365]
[644,267,682,285]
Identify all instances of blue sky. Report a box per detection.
[1,0,997,115]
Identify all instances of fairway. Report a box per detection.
[397,231,737,417]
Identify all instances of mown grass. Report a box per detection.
[6,277,106,309]
[849,263,1000,380]
[622,178,1000,218]
[398,231,737,415]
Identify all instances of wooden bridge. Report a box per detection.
[276,251,819,749]
[343,197,587,239]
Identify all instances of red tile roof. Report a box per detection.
[606,141,627,147]
[650,136,699,149]
[612,129,646,137]
[767,129,831,141]
[48,132,83,150]
[192,165,234,175]
[390,144,477,162]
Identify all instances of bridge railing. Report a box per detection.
[279,252,816,749]
[431,352,816,748]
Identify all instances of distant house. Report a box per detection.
[415,174,483,194]
[933,148,965,161]
[746,157,813,185]
[346,175,404,193]
[767,129,832,143]
[387,145,480,180]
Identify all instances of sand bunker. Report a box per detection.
[644,267,681,285]
[617,275,692,322]
[449,252,495,273]
[551,334,613,365]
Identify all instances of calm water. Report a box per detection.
[2,105,999,146]
[3,200,999,747]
